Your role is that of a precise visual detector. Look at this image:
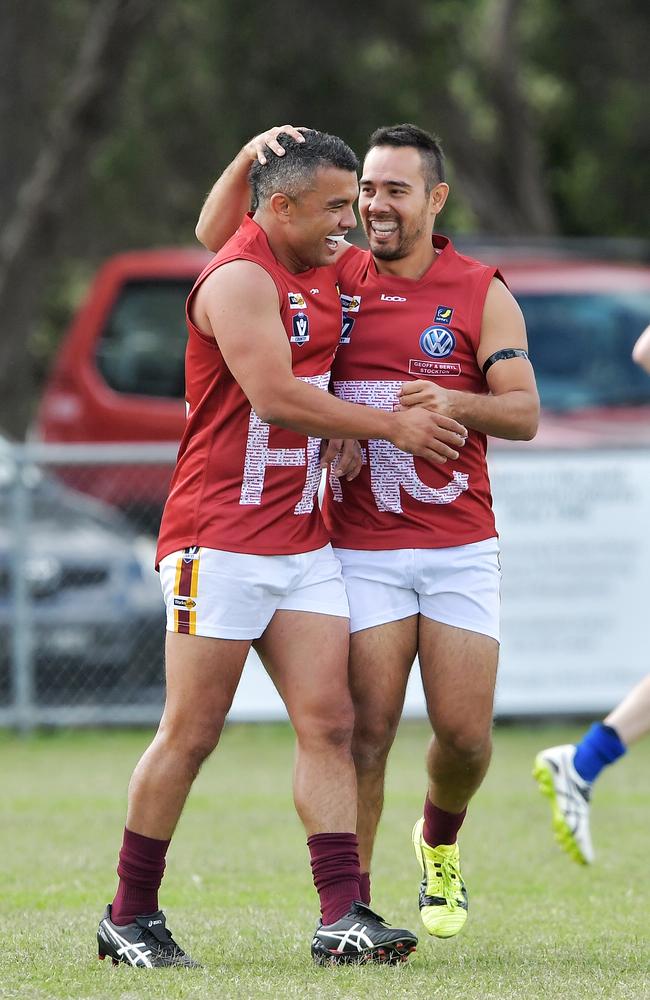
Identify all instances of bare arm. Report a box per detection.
[632,325,650,374]
[399,278,540,441]
[192,260,467,462]
[195,126,308,251]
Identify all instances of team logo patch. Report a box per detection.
[340,316,355,345]
[435,305,454,324]
[288,292,306,308]
[340,294,361,313]
[182,546,200,562]
[291,312,310,344]
[173,597,197,609]
[419,326,456,359]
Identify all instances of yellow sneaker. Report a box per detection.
[412,817,468,938]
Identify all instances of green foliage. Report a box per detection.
[6,0,650,405]
[0,722,648,998]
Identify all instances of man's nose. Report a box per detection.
[342,205,357,230]
[367,191,386,213]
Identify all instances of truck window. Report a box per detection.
[96,280,193,398]
[518,291,650,411]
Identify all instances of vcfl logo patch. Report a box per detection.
[291,312,310,344]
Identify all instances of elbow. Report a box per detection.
[632,347,650,375]
[249,390,285,426]
[520,404,540,441]
[195,218,211,250]
[520,422,538,442]
[509,401,540,441]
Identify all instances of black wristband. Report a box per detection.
[482,348,529,376]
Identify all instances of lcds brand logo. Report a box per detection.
[380,294,407,302]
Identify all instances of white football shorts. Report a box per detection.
[159,543,349,640]
[334,537,501,640]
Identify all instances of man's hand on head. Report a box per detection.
[244,125,313,165]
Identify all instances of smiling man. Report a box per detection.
[195,123,540,942]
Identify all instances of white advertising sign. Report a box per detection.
[227,450,650,721]
[492,449,650,714]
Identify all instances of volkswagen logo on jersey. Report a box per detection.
[419,326,456,358]
[291,312,310,344]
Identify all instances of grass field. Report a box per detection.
[0,721,648,1000]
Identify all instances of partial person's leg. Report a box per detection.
[413,618,498,938]
[605,672,650,746]
[534,672,650,865]
[349,618,418,886]
[111,632,250,922]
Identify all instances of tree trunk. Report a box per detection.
[0,0,165,439]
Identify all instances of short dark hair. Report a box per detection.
[367,123,446,191]
[250,131,359,206]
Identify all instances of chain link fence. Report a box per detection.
[3,440,650,729]
[0,442,177,730]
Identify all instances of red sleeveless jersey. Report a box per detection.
[324,235,501,550]
[156,215,341,562]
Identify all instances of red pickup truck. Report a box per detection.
[35,246,650,522]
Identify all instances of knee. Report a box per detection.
[352,710,401,771]
[433,722,492,764]
[295,705,355,755]
[158,713,225,773]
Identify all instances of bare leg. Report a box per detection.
[126,631,250,838]
[605,673,650,746]
[419,618,498,814]
[349,618,418,871]
[255,610,355,834]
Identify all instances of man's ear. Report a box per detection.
[268,191,293,222]
[430,182,450,219]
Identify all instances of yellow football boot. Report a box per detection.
[412,817,468,938]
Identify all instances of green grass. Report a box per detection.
[0,722,648,999]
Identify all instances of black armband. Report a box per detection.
[482,348,529,376]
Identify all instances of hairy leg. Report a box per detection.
[126,631,250,838]
[255,610,355,834]
[349,617,418,871]
[419,618,498,814]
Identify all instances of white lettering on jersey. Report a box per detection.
[331,380,469,513]
[240,373,330,513]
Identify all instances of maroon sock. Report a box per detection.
[111,827,170,925]
[423,796,467,846]
[307,832,361,925]
[359,871,371,906]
